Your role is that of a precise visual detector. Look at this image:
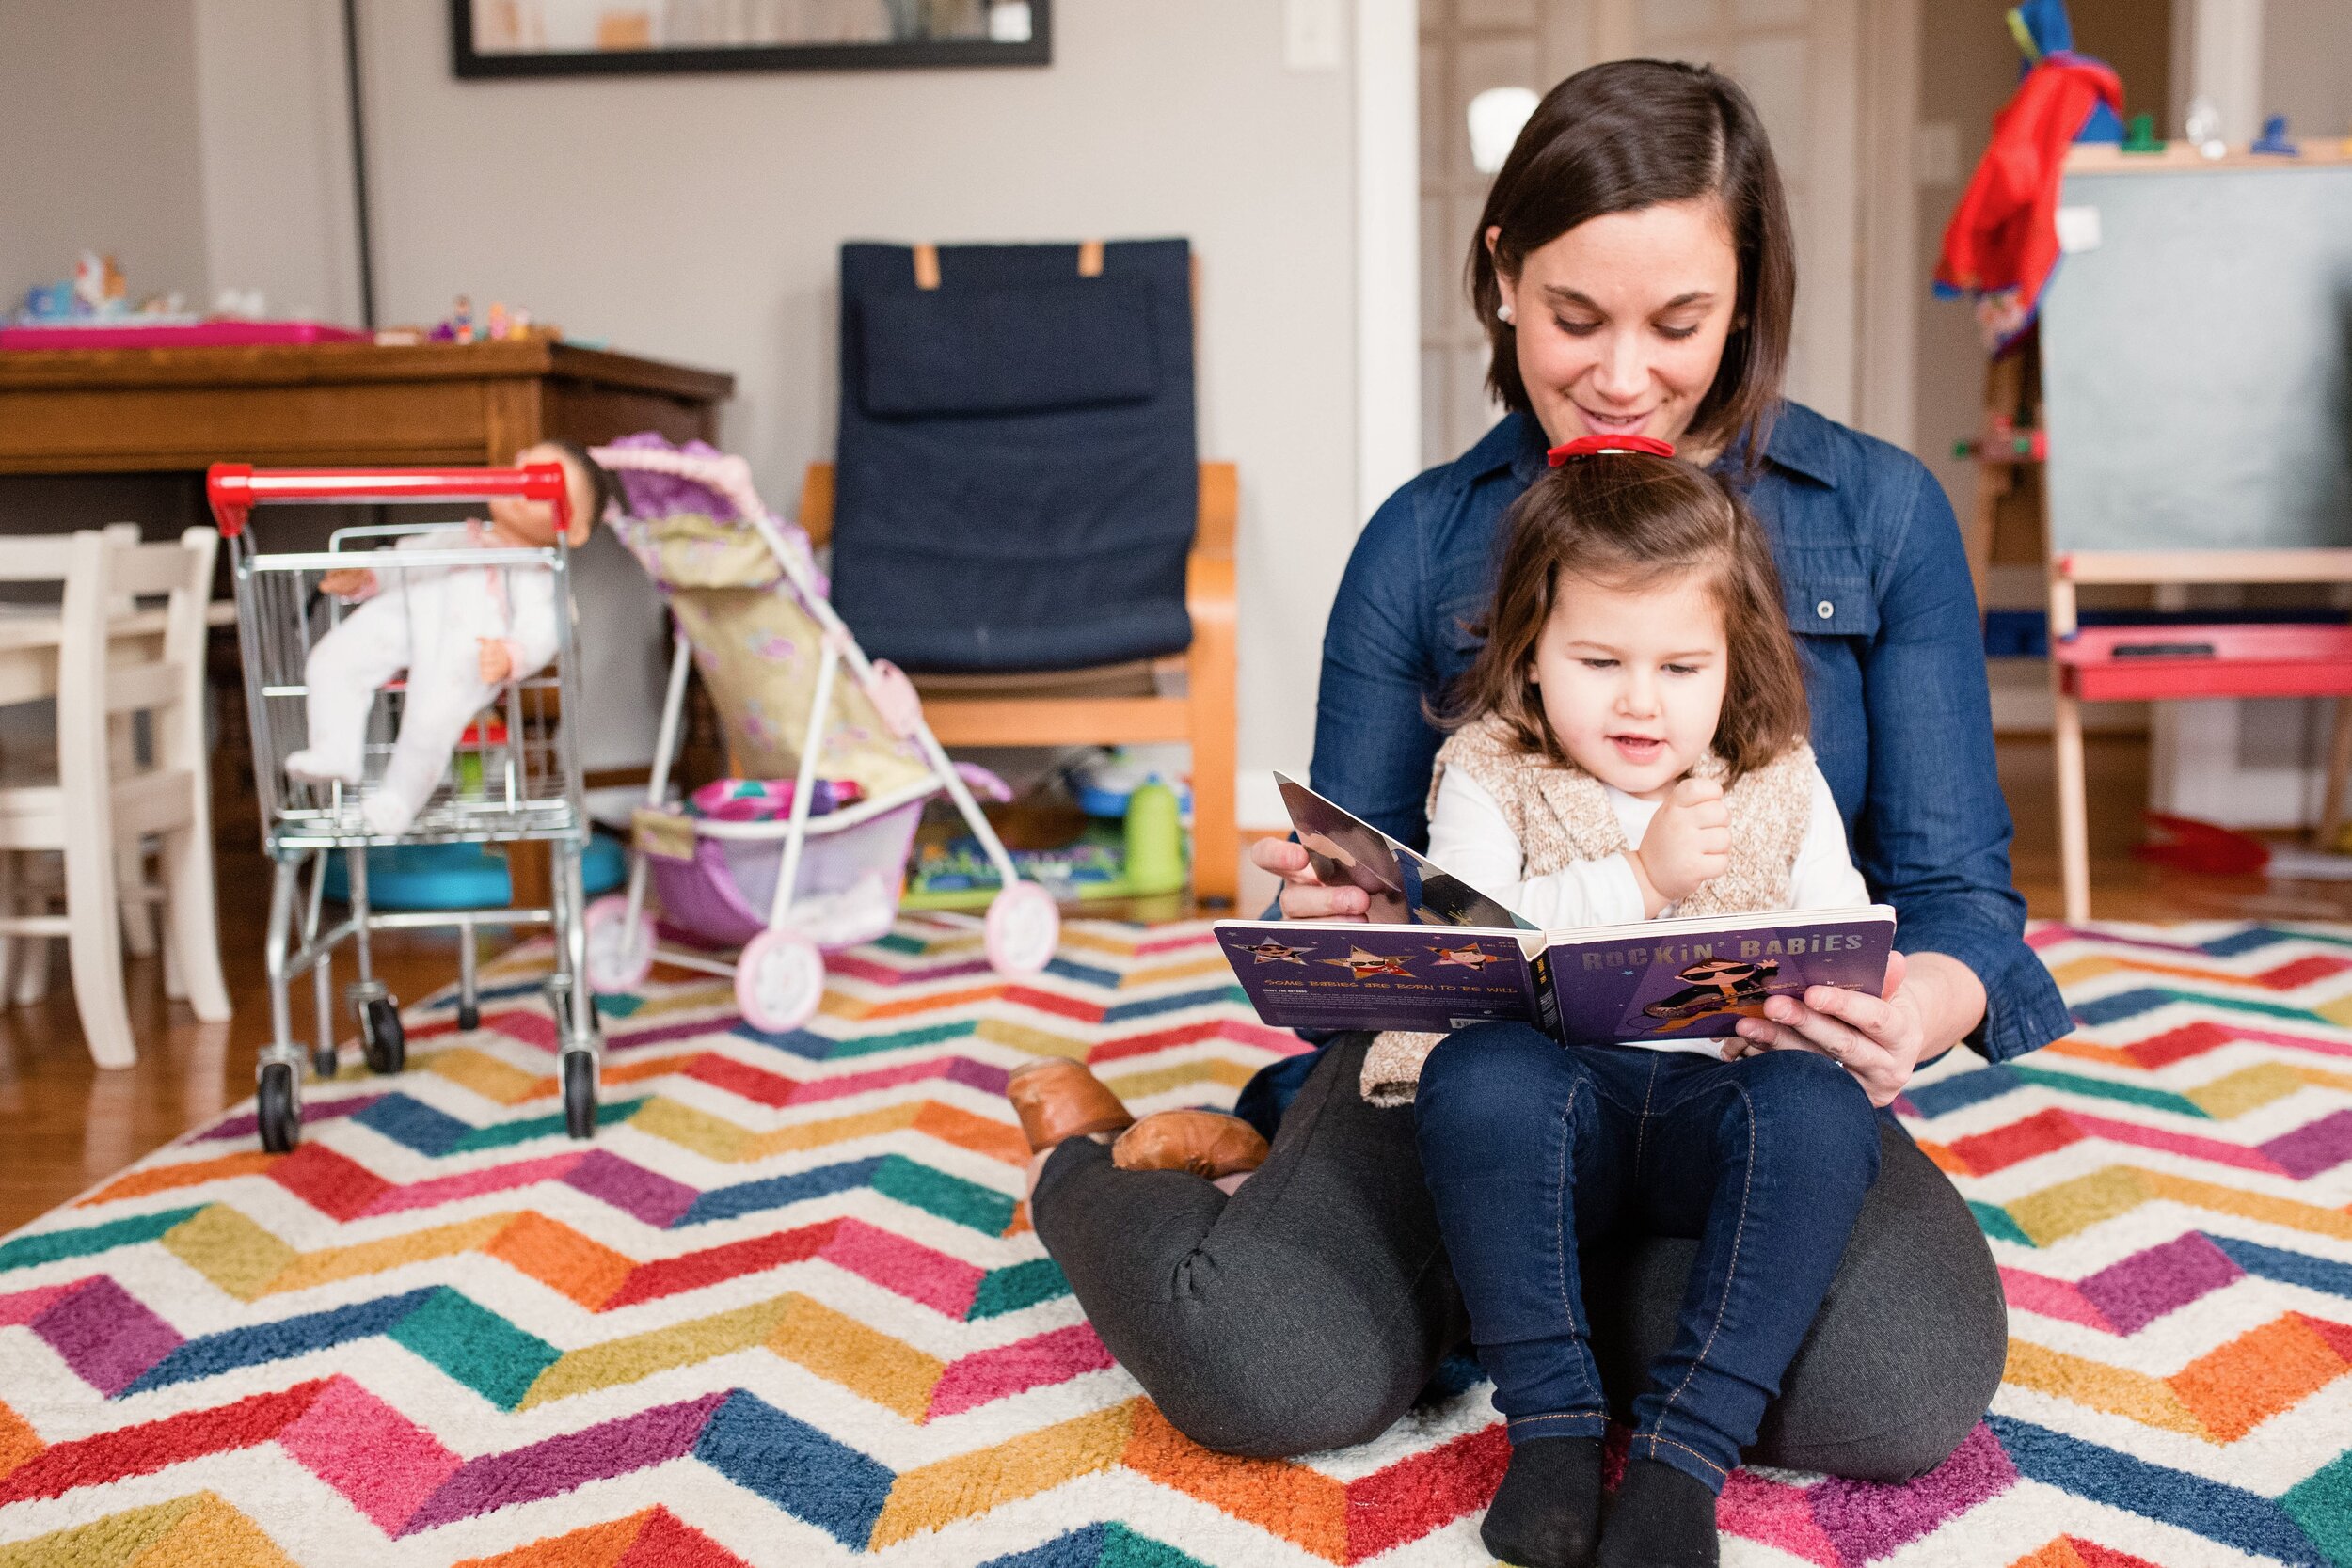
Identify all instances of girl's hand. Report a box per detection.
[1249,837,1371,922]
[1629,778,1730,913]
[1723,951,1921,1106]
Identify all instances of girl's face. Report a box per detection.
[1529,566,1728,800]
[1490,198,1740,455]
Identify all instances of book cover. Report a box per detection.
[1216,775,1896,1046]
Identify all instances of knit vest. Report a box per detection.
[1359,713,1820,1105]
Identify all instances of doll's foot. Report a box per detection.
[1007,1060,1133,1153]
[360,792,421,836]
[1112,1110,1270,1181]
[1597,1457,1719,1568]
[1482,1435,1602,1568]
[283,749,359,785]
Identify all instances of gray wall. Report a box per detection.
[0,0,213,309]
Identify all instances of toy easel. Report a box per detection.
[2036,140,2352,919]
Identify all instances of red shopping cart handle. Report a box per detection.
[205,463,569,538]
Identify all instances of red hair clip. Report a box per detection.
[1548,434,1677,466]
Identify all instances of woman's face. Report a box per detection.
[1490,197,1740,451]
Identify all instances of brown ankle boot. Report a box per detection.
[1006,1059,1133,1153]
[1112,1110,1270,1180]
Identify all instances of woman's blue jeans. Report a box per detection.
[1413,1022,1883,1492]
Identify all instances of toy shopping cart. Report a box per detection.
[206,463,602,1153]
[579,435,1060,1028]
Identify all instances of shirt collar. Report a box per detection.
[1489,402,1840,491]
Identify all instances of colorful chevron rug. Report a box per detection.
[1,917,2349,1566]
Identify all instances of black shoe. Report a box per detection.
[1480,1434,1604,1568]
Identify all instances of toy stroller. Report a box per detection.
[580,435,1058,1027]
[206,463,603,1152]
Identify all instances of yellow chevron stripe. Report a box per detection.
[1997,1164,2352,1248]
[521,1295,791,1409]
[869,1400,1138,1547]
[2002,1339,2208,1437]
[766,1292,945,1421]
[0,1492,294,1568]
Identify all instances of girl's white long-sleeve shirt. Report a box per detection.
[1423,762,1870,930]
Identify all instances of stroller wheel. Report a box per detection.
[584,895,656,994]
[258,1062,301,1154]
[562,1051,597,1140]
[736,928,825,1033]
[984,882,1060,978]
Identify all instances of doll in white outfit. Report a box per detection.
[283,441,606,834]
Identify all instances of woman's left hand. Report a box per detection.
[1723,951,1981,1108]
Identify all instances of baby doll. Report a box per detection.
[283,440,611,835]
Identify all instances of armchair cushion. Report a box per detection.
[834,239,1198,674]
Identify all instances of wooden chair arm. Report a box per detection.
[800,462,834,549]
[1184,549,1236,626]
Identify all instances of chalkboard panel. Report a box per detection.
[2040,163,2352,554]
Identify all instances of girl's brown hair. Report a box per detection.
[1470,59,1797,462]
[1438,453,1809,783]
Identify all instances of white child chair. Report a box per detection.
[0,528,232,1066]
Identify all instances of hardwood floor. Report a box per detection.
[3,736,2348,1232]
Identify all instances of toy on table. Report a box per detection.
[283,441,609,834]
[13,251,190,325]
[2120,112,2164,154]
[2251,115,2299,157]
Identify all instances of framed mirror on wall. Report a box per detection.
[452,0,1051,77]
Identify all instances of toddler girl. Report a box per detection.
[1396,439,1881,1568]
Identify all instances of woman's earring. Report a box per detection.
[1496,301,1516,325]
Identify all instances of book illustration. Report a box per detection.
[1641,956,1779,1021]
[1324,944,1415,979]
[1243,939,1310,965]
[1434,942,1506,970]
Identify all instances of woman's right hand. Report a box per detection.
[1249,838,1371,921]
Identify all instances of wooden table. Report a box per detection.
[0,339,733,473]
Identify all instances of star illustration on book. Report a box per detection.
[1324,945,1412,979]
[1246,940,1309,965]
[1433,943,1502,971]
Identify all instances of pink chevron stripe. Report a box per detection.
[358,1153,590,1217]
[1810,1421,2016,1561]
[1132,929,1217,956]
[1998,1267,2115,1332]
[825,952,993,986]
[2060,1111,2289,1176]
[0,1281,79,1327]
[1718,1469,1840,1567]
[279,1374,462,1531]
[926,1323,1114,1419]
[820,1218,983,1319]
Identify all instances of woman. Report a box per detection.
[1021,59,2069,1483]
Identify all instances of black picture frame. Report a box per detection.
[451,0,1051,77]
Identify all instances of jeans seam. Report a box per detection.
[1511,1411,1609,1433]
[1632,1432,1730,1480]
[1645,1080,1753,1463]
[1633,1055,1659,1179]
[1553,1078,1597,1411]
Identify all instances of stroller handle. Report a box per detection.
[205,463,570,539]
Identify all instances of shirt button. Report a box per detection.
[1815,599,1835,620]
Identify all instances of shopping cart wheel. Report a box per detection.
[736,928,824,1033]
[457,1002,481,1032]
[585,895,656,994]
[562,1051,596,1140]
[360,997,405,1074]
[258,1062,300,1154]
[984,882,1060,978]
[312,1044,340,1082]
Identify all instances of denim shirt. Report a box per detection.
[1303,403,2070,1068]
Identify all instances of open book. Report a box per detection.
[1215,774,1894,1045]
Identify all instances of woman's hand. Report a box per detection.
[1722,951,1986,1108]
[1249,837,1372,922]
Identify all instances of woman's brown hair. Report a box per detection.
[1470,59,1797,461]
[1438,453,1809,783]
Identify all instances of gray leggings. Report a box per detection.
[1031,1033,2007,1479]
